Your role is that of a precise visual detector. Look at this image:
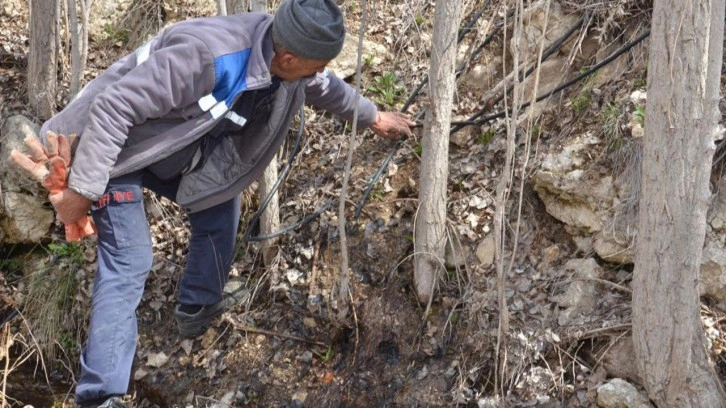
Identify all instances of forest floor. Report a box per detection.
[3,0,726,407]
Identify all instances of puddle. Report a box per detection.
[4,362,75,407]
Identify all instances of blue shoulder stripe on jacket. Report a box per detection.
[212,48,252,106]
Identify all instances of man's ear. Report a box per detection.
[277,51,298,67]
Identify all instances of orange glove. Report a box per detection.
[10,131,96,241]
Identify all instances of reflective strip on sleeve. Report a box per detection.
[198,94,218,111]
[209,101,228,119]
[225,111,247,127]
[136,42,152,65]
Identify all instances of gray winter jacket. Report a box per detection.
[41,12,377,212]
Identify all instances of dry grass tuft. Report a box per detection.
[22,243,90,367]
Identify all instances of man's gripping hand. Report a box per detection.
[10,131,96,241]
[369,111,417,140]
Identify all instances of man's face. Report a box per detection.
[270,52,330,82]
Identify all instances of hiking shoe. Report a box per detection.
[98,398,129,408]
[174,300,225,338]
[80,396,128,408]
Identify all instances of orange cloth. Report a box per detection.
[10,132,96,241]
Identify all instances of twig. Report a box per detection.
[337,0,369,322]
[2,324,10,408]
[349,290,359,367]
[574,277,633,294]
[322,190,365,214]
[308,227,326,297]
[222,315,327,347]
[562,323,632,342]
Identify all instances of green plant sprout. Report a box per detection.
[314,345,335,363]
[103,23,131,45]
[571,91,592,115]
[363,54,375,68]
[601,102,623,151]
[48,241,85,265]
[369,72,406,108]
[413,140,423,157]
[634,103,645,125]
[476,130,496,145]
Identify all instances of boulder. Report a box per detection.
[550,258,603,325]
[0,115,53,243]
[597,378,653,408]
[699,240,726,310]
[475,235,496,266]
[328,34,389,79]
[532,132,614,234]
[461,54,502,93]
[510,0,582,63]
[600,336,642,385]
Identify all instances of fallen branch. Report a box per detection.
[222,315,327,347]
[562,323,632,342]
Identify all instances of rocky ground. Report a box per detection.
[3,0,726,407]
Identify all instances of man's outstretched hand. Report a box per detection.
[10,131,96,241]
[370,111,417,140]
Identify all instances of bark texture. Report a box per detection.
[247,0,280,270]
[414,0,462,302]
[632,1,726,406]
[28,0,59,119]
[68,0,92,99]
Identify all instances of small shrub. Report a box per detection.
[103,23,131,46]
[314,345,335,363]
[363,54,375,68]
[413,140,424,156]
[369,72,406,108]
[476,130,496,145]
[370,188,385,201]
[571,91,592,115]
[634,103,645,126]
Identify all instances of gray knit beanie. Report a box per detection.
[272,0,346,61]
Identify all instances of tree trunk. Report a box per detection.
[217,0,227,15]
[28,0,59,119]
[250,0,266,12]
[250,0,280,271]
[413,0,462,303]
[632,1,726,406]
[68,0,91,99]
[227,0,247,13]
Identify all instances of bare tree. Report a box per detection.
[632,0,726,406]
[251,0,281,272]
[217,0,227,15]
[227,0,247,12]
[67,0,93,99]
[28,0,60,119]
[217,0,279,279]
[249,0,266,11]
[413,0,463,303]
[336,0,368,321]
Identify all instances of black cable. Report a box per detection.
[357,7,544,217]
[449,17,585,134]
[1,308,20,326]
[363,2,505,215]
[353,140,404,219]
[402,0,495,112]
[450,29,651,132]
[458,0,493,43]
[244,108,312,242]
